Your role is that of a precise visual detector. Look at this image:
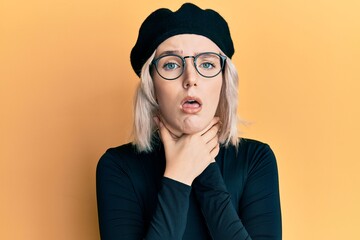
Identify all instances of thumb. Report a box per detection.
[154,117,173,144]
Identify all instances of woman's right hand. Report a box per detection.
[155,117,221,186]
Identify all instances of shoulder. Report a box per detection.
[222,138,274,158]
[238,138,274,156]
[97,142,138,168]
[97,142,154,176]
[238,138,278,176]
[222,138,277,175]
[96,142,165,205]
[96,142,164,180]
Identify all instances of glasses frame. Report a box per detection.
[151,52,227,80]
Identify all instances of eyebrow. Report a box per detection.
[156,50,223,58]
[157,50,183,57]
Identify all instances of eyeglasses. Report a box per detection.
[151,52,227,80]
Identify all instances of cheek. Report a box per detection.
[154,81,177,109]
[153,79,164,102]
[210,79,223,104]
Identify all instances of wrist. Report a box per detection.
[164,170,194,186]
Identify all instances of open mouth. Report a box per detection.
[181,97,202,113]
[183,99,201,108]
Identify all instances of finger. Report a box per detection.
[156,118,173,144]
[208,134,220,159]
[210,143,220,160]
[202,122,220,144]
[207,133,219,152]
[200,117,220,136]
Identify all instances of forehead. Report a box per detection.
[155,34,221,55]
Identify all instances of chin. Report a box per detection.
[165,122,205,136]
[181,126,203,135]
[163,115,213,136]
[180,120,209,134]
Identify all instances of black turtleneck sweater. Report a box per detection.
[96,138,282,239]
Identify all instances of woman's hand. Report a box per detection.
[155,117,221,186]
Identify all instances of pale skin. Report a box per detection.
[153,34,223,186]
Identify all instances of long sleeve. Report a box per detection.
[238,144,282,239]
[146,178,191,239]
[193,163,251,239]
[192,142,282,240]
[96,148,192,240]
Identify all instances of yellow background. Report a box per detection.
[1,0,359,239]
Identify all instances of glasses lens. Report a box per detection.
[155,55,183,80]
[195,53,223,78]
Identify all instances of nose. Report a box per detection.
[182,57,198,88]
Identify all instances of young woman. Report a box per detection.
[96,3,282,239]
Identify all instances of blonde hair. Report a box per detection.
[132,51,240,152]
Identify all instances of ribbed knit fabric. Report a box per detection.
[96,138,282,239]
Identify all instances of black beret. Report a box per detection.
[130,3,234,77]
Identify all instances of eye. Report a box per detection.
[199,62,215,69]
[196,53,220,71]
[157,55,183,71]
[163,62,180,71]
